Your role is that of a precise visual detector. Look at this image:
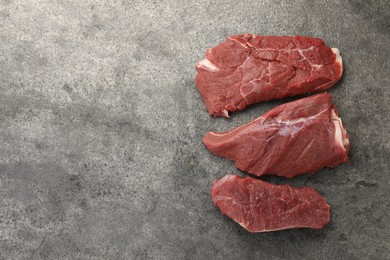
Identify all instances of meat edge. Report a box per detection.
[331,106,350,160]
[331,47,343,75]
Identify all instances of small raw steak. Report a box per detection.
[196,34,343,117]
[203,93,350,178]
[211,175,330,232]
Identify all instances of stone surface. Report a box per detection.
[0,0,389,259]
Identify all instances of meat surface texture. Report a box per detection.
[211,175,330,232]
[203,93,350,178]
[196,34,343,117]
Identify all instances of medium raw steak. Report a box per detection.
[203,93,350,178]
[211,175,330,232]
[196,34,343,117]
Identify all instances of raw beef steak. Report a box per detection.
[196,34,343,117]
[211,175,330,232]
[203,93,350,178]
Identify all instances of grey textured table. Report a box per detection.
[1,0,389,259]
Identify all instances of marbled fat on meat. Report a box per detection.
[211,175,330,232]
[203,93,350,178]
[196,34,343,117]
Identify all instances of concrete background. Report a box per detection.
[0,0,389,259]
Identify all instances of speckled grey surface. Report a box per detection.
[1,0,389,259]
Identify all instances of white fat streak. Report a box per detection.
[297,46,314,56]
[297,47,311,66]
[331,48,343,73]
[227,36,249,48]
[210,132,226,137]
[331,109,349,151]
[218,174,235,183]
[333,120,344,150]
[197,59,219,72]
[312,64,324,69]
[277,109,327,125]
[222,109,229,118]
[276,109,328,137]
[311,79,337,92]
